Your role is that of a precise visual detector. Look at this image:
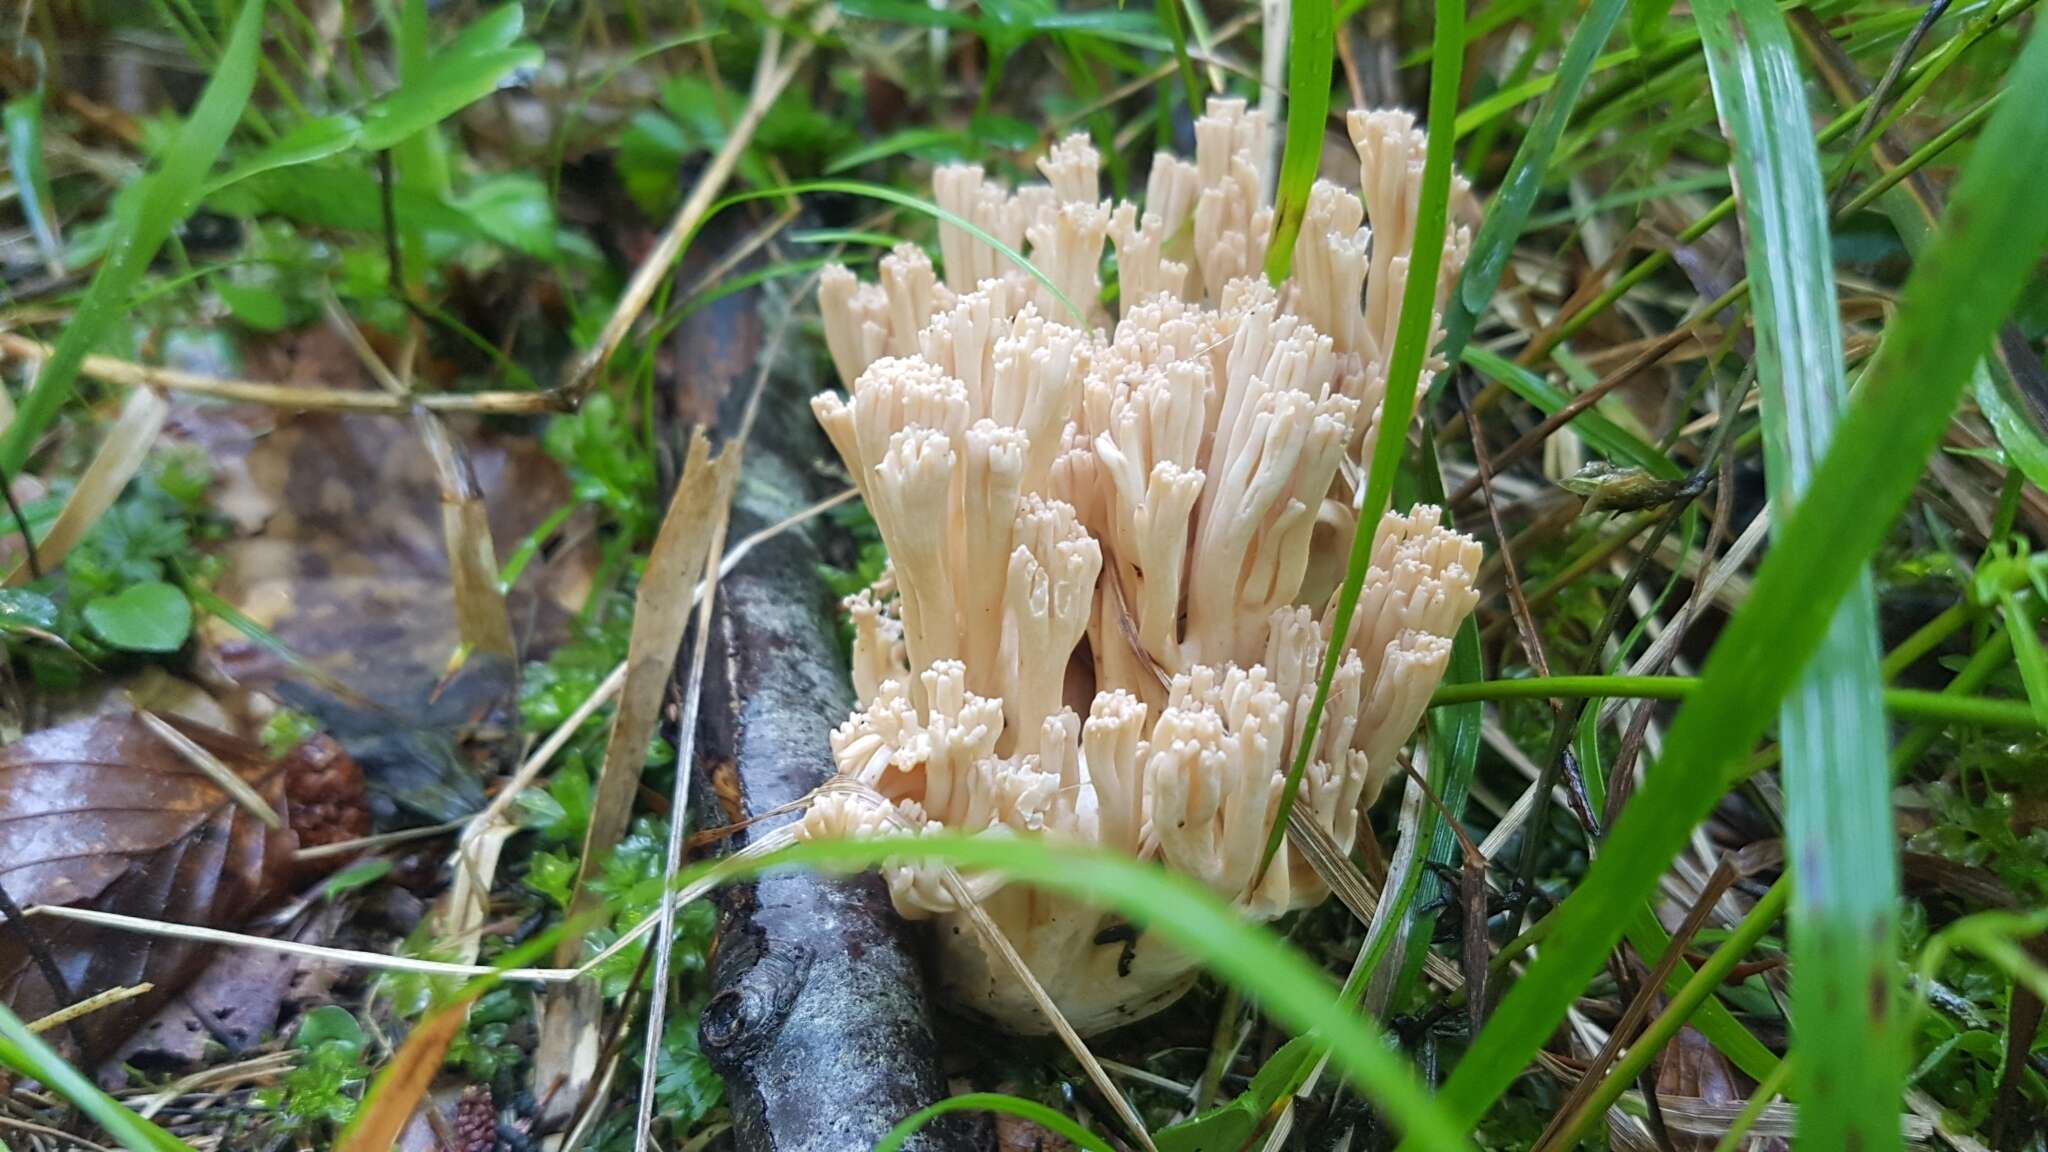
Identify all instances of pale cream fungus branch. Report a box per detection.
[800,98,1481,1036]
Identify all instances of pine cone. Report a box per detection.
[284,734,372,848]
[451,1087,496,1152]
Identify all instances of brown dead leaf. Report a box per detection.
[1647,1027,1784,1152]
[0,712,367,1061]
[104,900,345,1081]
[208,410,583,705]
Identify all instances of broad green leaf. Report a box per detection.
[1695,0,1899,1143]
[294,1005,367,1053]
[1155,1035,1317,1152]
[359,4,541,151]
[1409,17,2048,1142]
[456,173,558,258]
[207,156,499,244]
[0,0,266,474]
[1975,368,2048,494]
[440,0,528,55]
[84,581,193,653]
[214,274,293,331]
[0,589,59,632]
[201,114,362,196]
[1261,0,1333,283]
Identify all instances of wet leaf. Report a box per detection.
[358,3,540,151]
[0,712,367,1061]
[0,588,59,632]
[83,581,192,653]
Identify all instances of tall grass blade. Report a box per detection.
[0,1002,193,1151]
[1463,346,1678,476]
[1261,0,1333,283]
[1405,17,2048,1141]
[1389,432,1482,1000]
[1438,0,1625,364]
[1155,0,1203,117]
[1262,0,1463,874]
[0,0,265,475]
[692,833,1473,1149]
[697,179,1084,324]
[1695,0,1901,1143]
[4,91,63,271]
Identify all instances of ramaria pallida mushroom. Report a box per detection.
[800,99,1484,1036]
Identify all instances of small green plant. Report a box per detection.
[7,457,221,686]
[543,395,661,548]
[448,986,529,1089]
[262,1006,370,1136]
[580,816,718,1000]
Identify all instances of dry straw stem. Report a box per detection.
[433,488,855,976]
[632,489,734,1152]
[0,332,559,415]
[561,2,838,396]
[25,982,154,1035]
[535,430,739,1126]
[0,1113,119,1152]
[559,431,739,932]
[446,487,855,852]
[335,990,476,1152]
[23,831,803,988]
[137,709,284,829]
[2,387,167,587]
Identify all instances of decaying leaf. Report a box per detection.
[0,711,368,1061]
[209,409,581,705]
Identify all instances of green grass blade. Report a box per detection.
[1390,431,1483,999]
[1975,368,2048,494]
[0,0,266,475]
[200,113,362,195]
[1558,880,1791,1144]
[656,834,1473,1148]
[1695,0,1901,1142]
[877,1093,1116,1152]
[1405,16,2048,1141]
[1154,0,1202,117]
[1262,0,1464,874]
[1439,0,1625,364]
[690,179,1085,325]
[4,91,62,266]
[1462,345,1679,477]
[1998,591,2048,729]
[0,1003,194,1151]
[1261,0,1334,283]
[824,127,971,174]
